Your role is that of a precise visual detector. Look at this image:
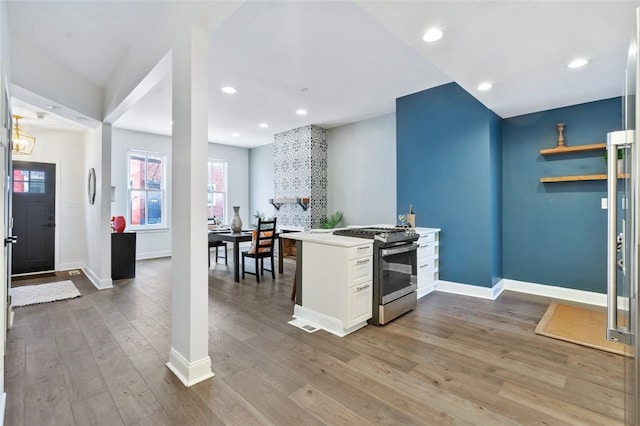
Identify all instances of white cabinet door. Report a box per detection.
[347,282,372,328]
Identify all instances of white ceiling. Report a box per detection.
[6,1,640,148]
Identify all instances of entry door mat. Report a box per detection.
[535,302,627,356]
[11,280,81,307]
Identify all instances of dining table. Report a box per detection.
[208,229,283,282]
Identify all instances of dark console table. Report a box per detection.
[112,232,136,280]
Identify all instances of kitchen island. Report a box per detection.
[282,230,373,337]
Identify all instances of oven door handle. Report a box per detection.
[380,243,418,257]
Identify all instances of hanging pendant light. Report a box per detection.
[12,115,36,155]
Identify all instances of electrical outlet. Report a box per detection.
[601,198,608,209]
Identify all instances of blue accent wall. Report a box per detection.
[489,117,503,286]
[502,97,622,293]
[397,83,502,288]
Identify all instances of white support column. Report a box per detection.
[166,26,213,387]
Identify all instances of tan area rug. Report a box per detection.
[535,302,628,356]
[11,280,81,307]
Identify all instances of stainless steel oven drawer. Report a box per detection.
[378,291,417,325]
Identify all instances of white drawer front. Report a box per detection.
[348,256,373,284]
[418,232,436,244]
[418,243,438,259]
[347,281,372,327]
[417,259,437,281]
[348,244,373,259]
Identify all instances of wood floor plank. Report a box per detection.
[223,369,323,426]
[191,373,276,426]
[4,258,627,426]
[128,348,225,426]
[388,322,568,388]
[96,354,163,425]
[279,339,454,425]
[24,376,75,426]
[289,384,373,425]
[208,325,308,395]
[409,358,573,425]
[498,381,624,426]
[58,347,109,403]
[349,353,521,426]
[70,391,124,426]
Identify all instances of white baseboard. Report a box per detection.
[166,347,214,387]
[58,262,85,271]
[501,279,606,307]
[137,250,171,260]
[81,265,113,290]
[292,304,367,337]
[417,284,436,300]
[436,279,503,300]
[433,278,611,307]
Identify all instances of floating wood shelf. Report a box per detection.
[539,143,606,155]
[540,173,629,183]
[269,197,310,211]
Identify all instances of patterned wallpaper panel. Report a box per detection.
[274,125,327,230]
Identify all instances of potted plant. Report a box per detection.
[253,210,265,225]
[320,211,344,229]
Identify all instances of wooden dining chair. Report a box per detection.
[208,239,227,266]
[241,218,277,282]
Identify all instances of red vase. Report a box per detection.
[113,216,126,233]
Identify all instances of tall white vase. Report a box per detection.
[231,206,242,233]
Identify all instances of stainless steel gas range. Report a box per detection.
[333,227,419,325]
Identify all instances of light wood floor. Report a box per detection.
[4,257,626,425]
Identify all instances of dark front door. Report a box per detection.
[12,161,55,274]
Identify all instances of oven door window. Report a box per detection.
[380,246,417,302]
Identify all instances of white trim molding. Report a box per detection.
[292,304,368,337]
[81,265,113,290]
[436,279,504,300]
[432,278,611,307]
[166,347,214,387]
[501,279,606,307]
[136,250,171,260]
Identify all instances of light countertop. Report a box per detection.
[281,230,372,248]
[281,225,440,247]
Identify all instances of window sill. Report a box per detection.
[126,227,170,234]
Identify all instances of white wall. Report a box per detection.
[112,128,250,258]
[15,127,88,270]
[327,113,397,226]
[83,125,112,289]
[208,142,250,226]
[249,144,275,222]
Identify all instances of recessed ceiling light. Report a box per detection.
[221,86,237,94]
[477,82,493,91]
[296,109,307,116]
[45,105,60,110]
[259,123,269,128]
[422,28,443,43]
[568,58,589,69]
[232,132,240,137]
